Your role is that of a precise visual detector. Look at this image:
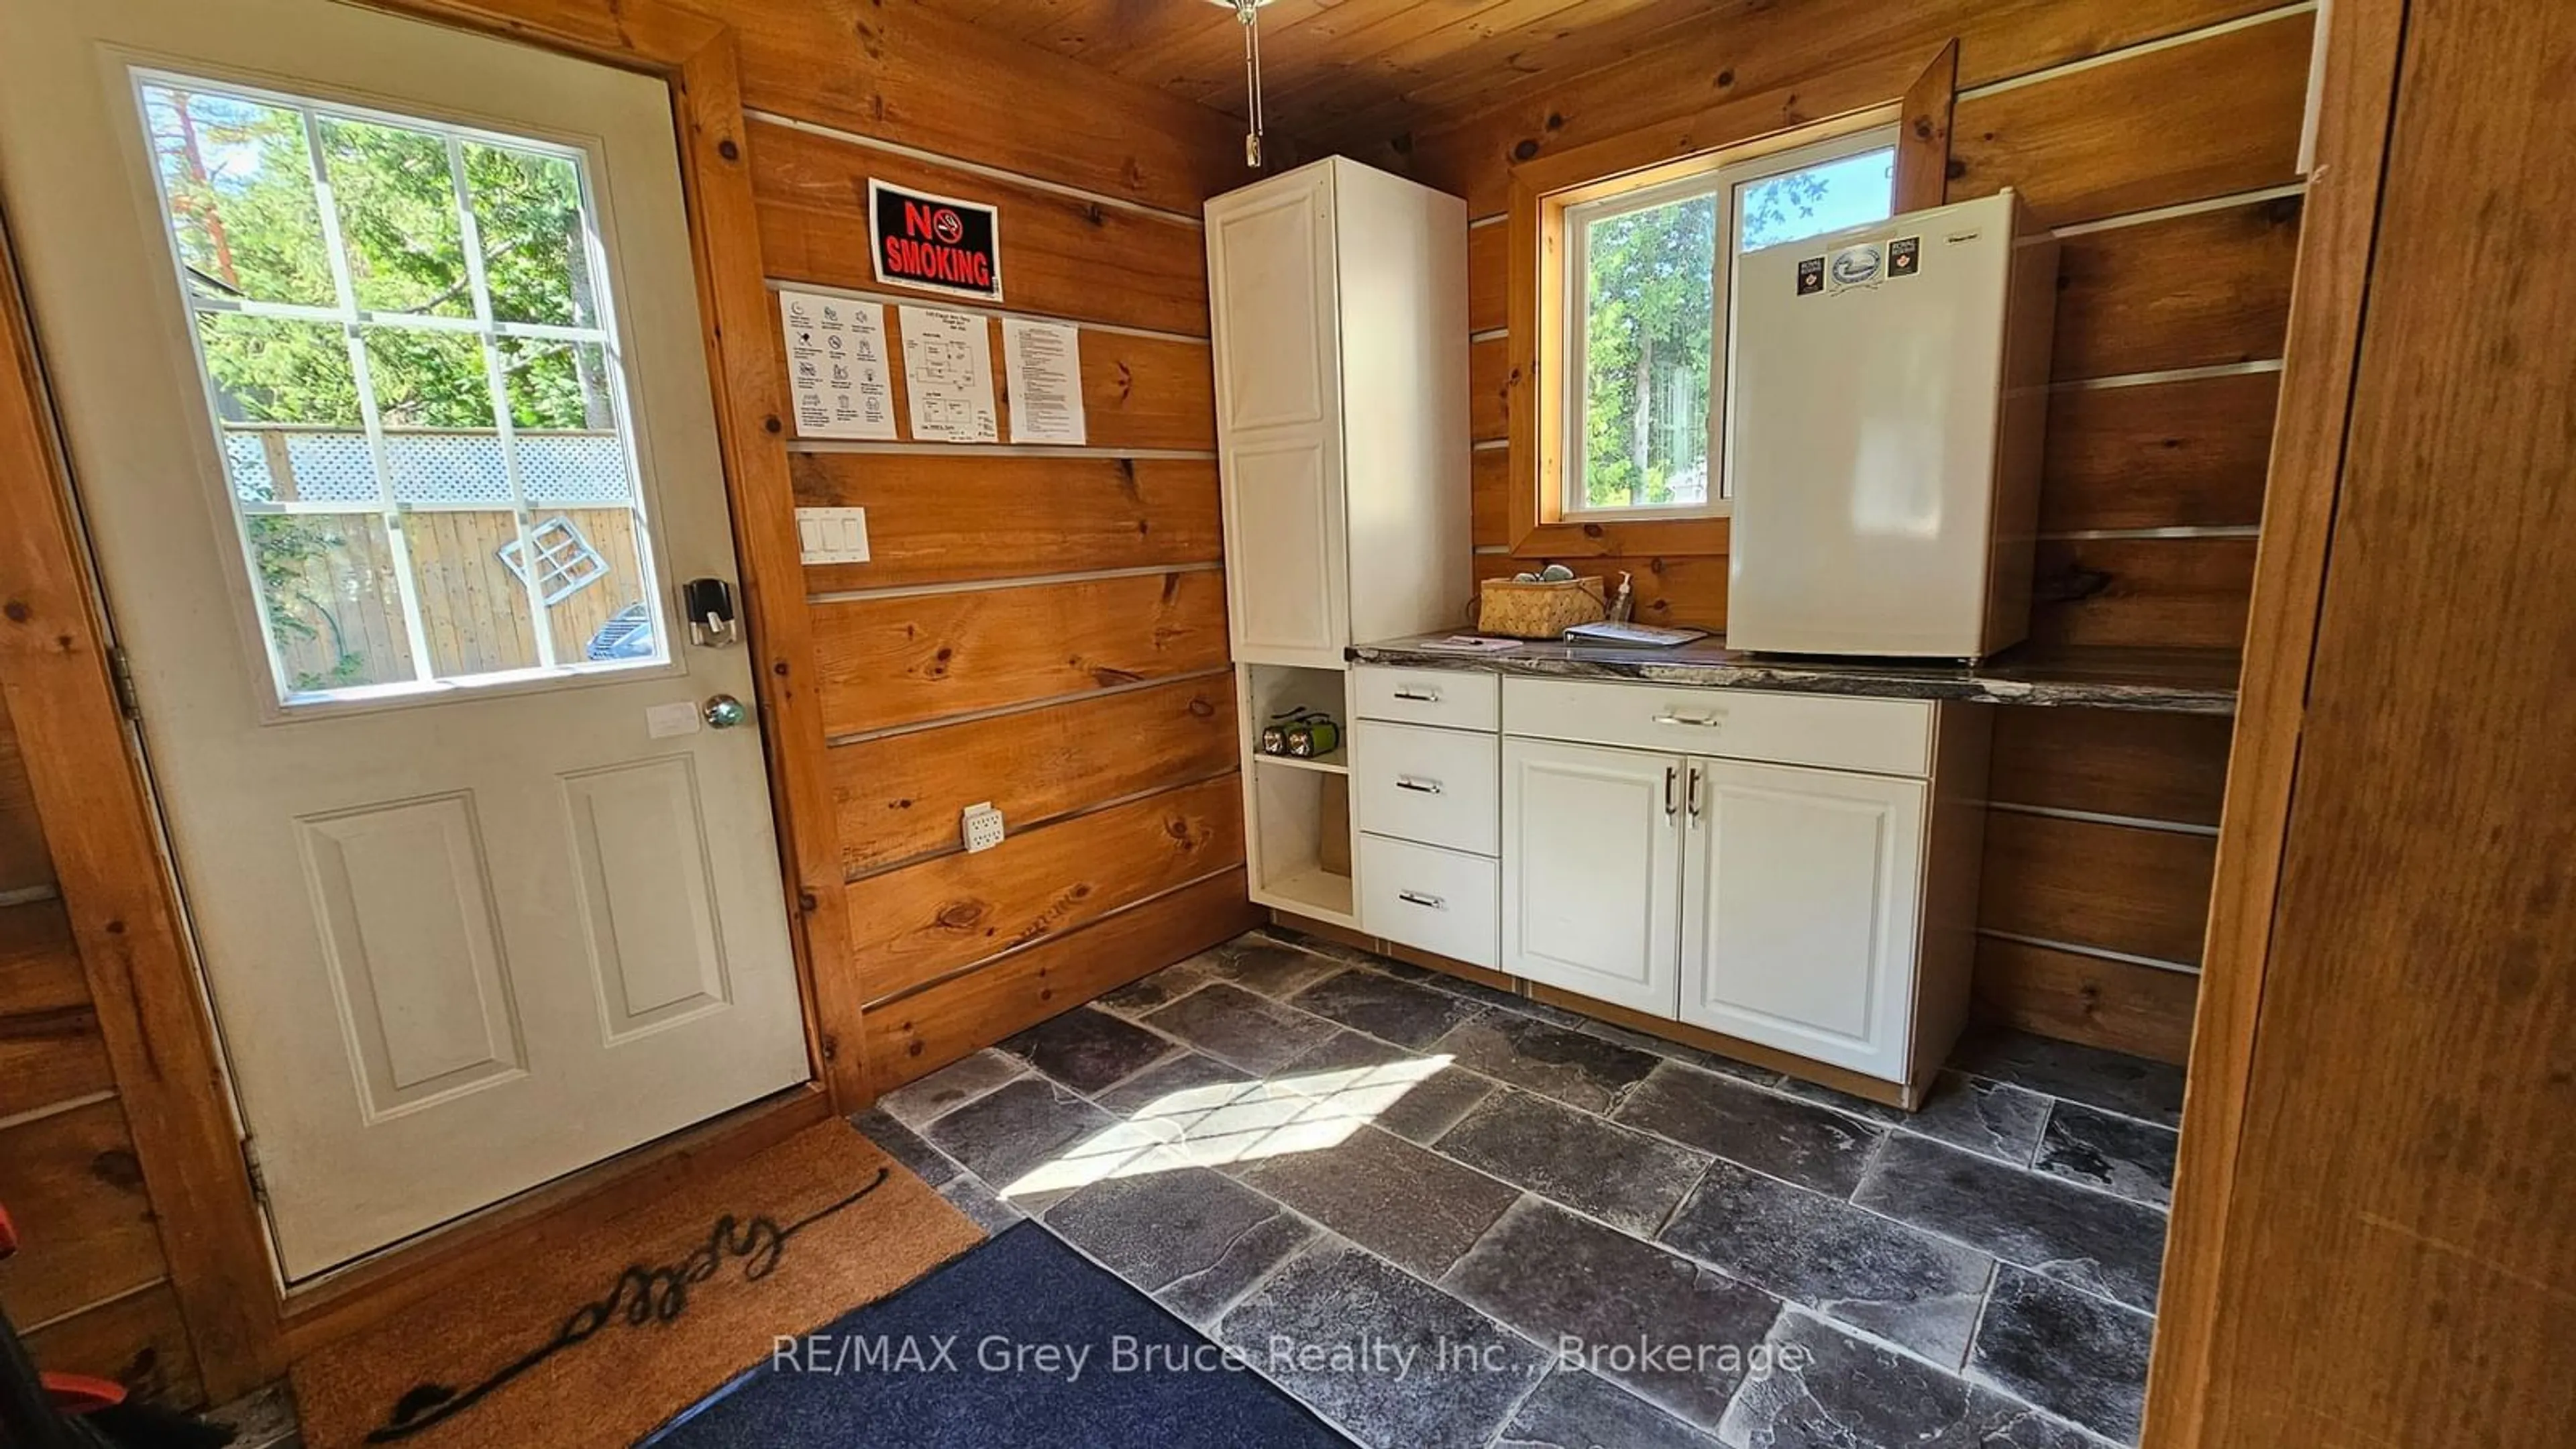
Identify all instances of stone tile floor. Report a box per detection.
[863,928,2184,1449]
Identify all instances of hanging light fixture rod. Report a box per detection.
[1206,0,1278,168]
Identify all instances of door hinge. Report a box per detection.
[108,646,141,721]
[240,1137,268,1201]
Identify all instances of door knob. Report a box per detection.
[703,694,748,729]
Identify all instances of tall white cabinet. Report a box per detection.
[1205,158,1468,926]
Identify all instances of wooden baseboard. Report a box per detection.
[1972,936,2199,1065]
[1526,986,1917,1110]
[1267,911,1917,1110]
[276,1084,833,1362]
[1267,911,1519,995]
[867,869,1262,1093]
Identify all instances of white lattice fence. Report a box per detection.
[221,424,634,508]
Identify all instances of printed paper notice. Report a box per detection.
[896,304,999,443]
[778,290,895,440]
[1000,318,1087,445]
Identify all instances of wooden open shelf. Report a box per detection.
[1254,748,1348,775]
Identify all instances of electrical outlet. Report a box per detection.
[961,802,1005,854]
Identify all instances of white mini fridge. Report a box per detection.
[1725,191,2057,659]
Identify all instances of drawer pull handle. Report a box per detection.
[1394,777,1444,794]
[1652,711,1726,729]
[1393,688,1442,702]
[1397,890,1447,910]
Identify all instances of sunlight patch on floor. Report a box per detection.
[1000,1055,1451,1200]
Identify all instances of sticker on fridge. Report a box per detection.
[1826,243,1886,294]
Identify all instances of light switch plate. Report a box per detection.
[796,506,870,564]
[961,801,1004,854]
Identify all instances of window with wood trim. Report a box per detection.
[1552,122,1896,521]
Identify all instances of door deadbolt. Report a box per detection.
[681,578,739,647]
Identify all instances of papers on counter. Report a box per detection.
[1409,635,1525,655]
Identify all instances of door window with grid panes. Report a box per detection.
[136,73,666,704]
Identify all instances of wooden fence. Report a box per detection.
[260,505,652,688]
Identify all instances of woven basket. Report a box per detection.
[1476,576,1608,639]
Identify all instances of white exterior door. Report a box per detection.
[1679,759,1925,1079]
[1206,166,1347,667]
[1501,738,1682,1014]
[0,0,810,1278]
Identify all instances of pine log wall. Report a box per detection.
[9,0,1266,1397]
[1330,0,2316,1065]
[723,1,1267,1093]
[0,698,201,1403]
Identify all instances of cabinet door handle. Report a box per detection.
[1653,711,1726,729]
[1394,777,1443,794]
[1687,765,1703,824]
[1397,890,1447,910]
[1393,687,1441,702]
[1664,765,1678,816]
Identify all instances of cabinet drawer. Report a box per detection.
[1354,665,1499,732]
[1359,834,1500,969]
[1503,677,1933,777]
[1354,722,1499,855]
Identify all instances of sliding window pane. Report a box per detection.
[1578,192,1716,511]
[1736,147,1896,254]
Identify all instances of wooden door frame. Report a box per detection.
[0,0,865,1399]
[2141,1,2405,1443]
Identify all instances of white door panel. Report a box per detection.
[1680,759,1924,1079]
[1210,180,1331,432]
[0,0,810,1277]
[1501,737,1682,1015]
[297,793,526,1113]
[561,755,734,1039]
[1221,435,1346,663]
[1207,166,1348,667]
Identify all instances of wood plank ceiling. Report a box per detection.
[912,0,1739,147]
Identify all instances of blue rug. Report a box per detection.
[642,1222,1347,1447]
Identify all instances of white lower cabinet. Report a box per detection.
[1501,737,1684,1015]
[1338,669,1976,1094]
[1353,720,1500,855]
[1497,680,1976,1091]
[1679,760,1926,1079]
[1358,833,1501,968]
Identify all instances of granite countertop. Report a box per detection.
[1346,635,2241,714]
